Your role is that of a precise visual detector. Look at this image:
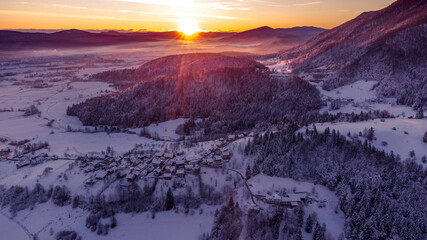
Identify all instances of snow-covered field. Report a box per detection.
[1,202,216,240]
[0,51,424,240]
[304,118,427,165]
[263,59,426,166]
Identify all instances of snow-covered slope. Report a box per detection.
[280,0,427,106]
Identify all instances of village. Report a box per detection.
[2,133,322,210]
[63,136,235,188]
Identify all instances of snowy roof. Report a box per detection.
[96,171,108,178]
[284,194,301,202]
[164,153,174,159]
[177,169,185,174]
[176,159,185,165]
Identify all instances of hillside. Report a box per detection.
[223,26,325,42]
[280,0,427,106]
[68,54,322,132]
[90,53,267,88]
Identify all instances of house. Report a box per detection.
[163,173,172,180]
[139,153,150,159]
[214,155,222,162]
[176,151,185,156]
[95,170,108,180]
[164,153,174,159]
[221,151,231,160]
[154,152,163,158]
[185,164,194,171]
[153,167,163,176]
[205,158,214,166]
[176,169,185,178]
[152,158,163,167]
[107,166,119,175]
[165,165,176,173]
[295,193,308,202]
[176,159,185,168]
[117,169,128,178]
[283,194,302,207]
[126,172,138,181]
[140,170,148,177]
[188,157,201,165]
[16,160,31,169]
[227,134,236,141]
[84,178,96,185]
[264,193,302,207]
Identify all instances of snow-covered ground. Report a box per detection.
[264,58,426,166]
[306,118,427,165]
[249,175,346,240]
[1,202,216,240]
[0,212,30,240]
[0,49,424,240]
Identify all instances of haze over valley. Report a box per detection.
[0,0,426,240]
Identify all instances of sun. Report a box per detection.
[178,18,201,36]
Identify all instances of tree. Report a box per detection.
[366,127,375,141]
[252,164,260,176]
[305,213,315,233]
[228,196,234,208]
[313,222,324,240]
[110,215,117,228]
[245,165,252,180]
[423,132,427,143]
[296,229,303,240]
[164,188,174,211]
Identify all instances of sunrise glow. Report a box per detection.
[0,0,395,31]
[178,18,201,36]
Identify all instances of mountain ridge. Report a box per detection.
[279,0,426,106]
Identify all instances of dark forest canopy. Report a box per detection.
[245,127,427,240]
[68,54,322,132]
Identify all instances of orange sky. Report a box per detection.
[0,0,395,31]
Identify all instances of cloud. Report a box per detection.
[52,4,88,10]
[115,0,250,11]
[139,11,246,20]
[294,1,321,7]
[0,10,142,21]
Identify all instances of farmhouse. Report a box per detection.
[176,168,185,178]
[16,160,31,169]
[95,170,108,180]
[264,193,303,207]
[176,159,186,168]
[163,173,172,180]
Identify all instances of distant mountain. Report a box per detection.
[68,53,322,131]
[280,0,427,106]
[0,29,160,49]
[223,26,326,42]
[0,29,233,50]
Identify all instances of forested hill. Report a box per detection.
[90,53,266,87]
[279,0,427,106]
[68,54,322,132]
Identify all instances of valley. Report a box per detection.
[0,0,426,239]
